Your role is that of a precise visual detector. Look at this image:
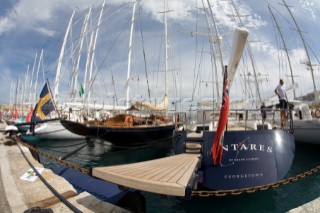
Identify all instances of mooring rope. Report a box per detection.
[13,138,82,213]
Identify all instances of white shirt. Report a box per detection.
[275,84,286,100]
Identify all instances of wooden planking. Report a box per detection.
[92,154,200,197]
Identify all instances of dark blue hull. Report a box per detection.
[60,119,175,146]
[173,129,295,190]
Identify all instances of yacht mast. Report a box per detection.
[34,49,43,101]
[126,0,137,108]
[282,0,318,102]
[164,0,169,97]
[22,65,29,107]
[54,11,75,102]
[70,9,91,101]
[88,0,106,103]
[268,5,296,99]
[83,30,94,102]
[206,0,225,99]
[28,53,37,103]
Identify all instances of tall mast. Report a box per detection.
[282,0,318,102]
[83,29,94,102]
[126,0,137,108]
[164,0,168,97]
[88,0,106,103]
[54,10,75,102]
[70,9,91,101]
[268,5,296,99]
[206,0,225,99]
[22,65,29,106]
[28,53,37,103]
[34,49,43,101]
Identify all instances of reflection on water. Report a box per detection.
[21,135,320,213]
[21,135,173,170]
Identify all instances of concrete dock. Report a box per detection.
[0,123,129,213]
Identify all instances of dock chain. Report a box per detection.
[192,167,320,197]
[14,136,90,175]
[13,136,320,197]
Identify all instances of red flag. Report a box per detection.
[211,66,230,165]
[26,107,34,122]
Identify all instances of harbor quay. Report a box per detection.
[0,122,137,213]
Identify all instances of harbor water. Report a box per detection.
[21,135,320,213]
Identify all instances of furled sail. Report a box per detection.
[131,95,168,111]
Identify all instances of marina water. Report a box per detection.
[23,136,320,213]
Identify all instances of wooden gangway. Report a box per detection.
[92,153,200,197]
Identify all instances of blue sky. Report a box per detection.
[1,0,320,108]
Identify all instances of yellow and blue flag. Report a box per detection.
[32,82,55,121]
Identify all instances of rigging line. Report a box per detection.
[191,6,201,104]
[238,58,247,98]
[269,4,296,92]
[15,140,82,213]
[196,41,207,98]
[138,3,151,101]
[269,9,283,78]
[110,68,118,104]
[168,21,178,99]
[154,32,163,97]
[99,65,111,103]
[306,41,320,64]
[170,7,182,102]
[263,1,296,30]
[243,54,255,100]
[83,3,132,97]
[86,12,132,98]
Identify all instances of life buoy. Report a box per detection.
[315,108,320,119]
[125,115,133,127]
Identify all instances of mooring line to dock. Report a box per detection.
[14,138,83,213]
[33,142,89,158]
[15,136,90,175]
[191,166,320,197]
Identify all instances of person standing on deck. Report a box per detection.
[274,79,288,128]
[260,102,267,124]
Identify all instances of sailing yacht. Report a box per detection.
[25,81,84,140]
[187,0,272,133]
[265,1,320,145]
[88,27,295,195]
[171,26,295,191]
[60,0,176,146]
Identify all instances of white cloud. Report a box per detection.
[299,0,317,19]
[0,16,13,34]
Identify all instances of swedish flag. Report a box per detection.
[32,82,55,121]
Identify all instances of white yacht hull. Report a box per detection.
[28,121,85,140]
[292,119,320,144]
